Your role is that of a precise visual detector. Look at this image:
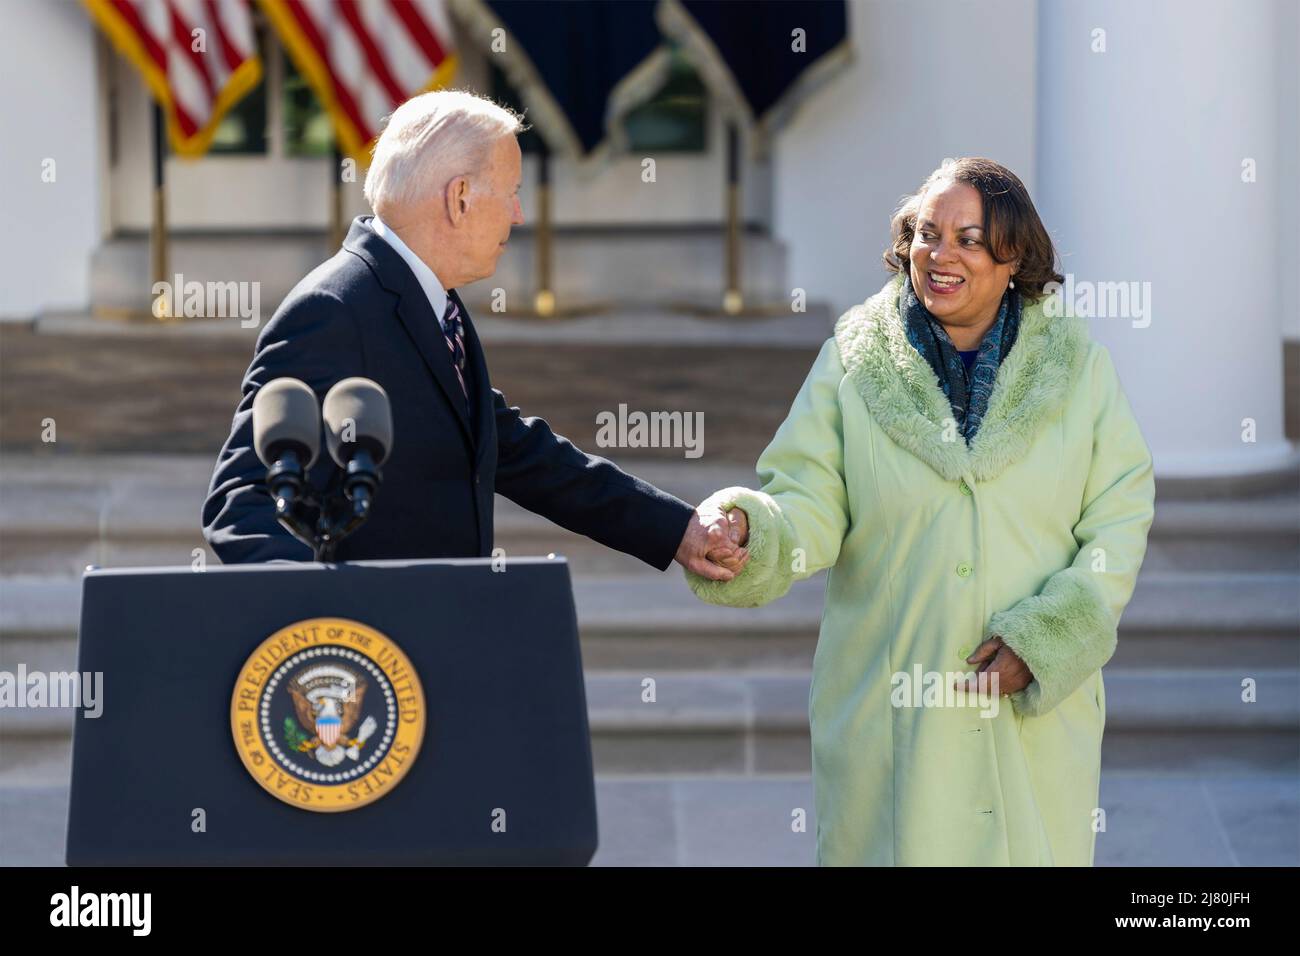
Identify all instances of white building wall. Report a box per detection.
[771,0,1039,319]
[0,0,101,320]
[1279,0,1299,341]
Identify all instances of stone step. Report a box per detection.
[585,670,1300,774]
[1,569,1296,667]
[2,456,1297,574]
[2,568,1295,639]
[4,670,1296,782]
[0,308,827,463]
[89,226,795,318]
[0,458,756,577]
[3,669,1293,736]
[6,617,1293,692]
[1141,495,1300,572]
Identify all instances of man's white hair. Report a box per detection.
[364,89,524,214]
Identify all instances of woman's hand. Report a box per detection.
[727,507,748,547]
[961,635,1034,696]
[705,507,749,571]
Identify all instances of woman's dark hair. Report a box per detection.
[882,157,1064,301]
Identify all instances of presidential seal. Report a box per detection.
[230,617,425,812]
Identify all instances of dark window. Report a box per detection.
[489,44,707,154]
[282,47,334,157]
[622,47,707,153]
[207,27,268,154]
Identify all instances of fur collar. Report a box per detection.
[834,273,1089,482]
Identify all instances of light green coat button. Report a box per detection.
[959,480,972,495]
[956,563,973,577]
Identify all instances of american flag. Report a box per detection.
[84,0,263,157]
[259,0,458,161]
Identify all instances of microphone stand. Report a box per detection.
[266,453,380,562]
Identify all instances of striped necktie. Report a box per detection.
[441,297,468,403]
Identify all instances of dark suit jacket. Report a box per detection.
[202,216,693,566]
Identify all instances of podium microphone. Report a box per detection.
[323,378,393,525]
[252,378,321,512]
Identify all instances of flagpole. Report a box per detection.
[330,145,344,251]
[151,102,171,319]
[671,120,787,318]
[534,140,555,317]
[723,120,742,315]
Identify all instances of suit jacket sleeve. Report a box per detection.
[491,388,693,571]
[202,291,366,563]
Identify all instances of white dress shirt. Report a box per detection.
[371,215,449,330]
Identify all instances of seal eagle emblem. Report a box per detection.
[230,617,425,812]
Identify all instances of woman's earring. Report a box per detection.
[1009,277,1016,289]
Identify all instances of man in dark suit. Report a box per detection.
[202,90,747,581]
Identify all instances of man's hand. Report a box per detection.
[676,504,750,581]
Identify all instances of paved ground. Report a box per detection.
[3,770,1295,867]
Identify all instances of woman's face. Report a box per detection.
[907,180,1018,328]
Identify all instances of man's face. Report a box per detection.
[459,135,524,284]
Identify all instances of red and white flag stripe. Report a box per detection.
[259,0,458,160]
[85,0,262,156]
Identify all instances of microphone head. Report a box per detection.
[252,378,320,469]
[323,377,393,468]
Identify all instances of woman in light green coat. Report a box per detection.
[687,158,1156,866]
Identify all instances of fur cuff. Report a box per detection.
[987,568,1117,717]
[684,486,795,608]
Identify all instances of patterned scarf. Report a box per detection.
[901,270,1021,443]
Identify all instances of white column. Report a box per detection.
[1036,0,1296,478]
[0,2,101,320]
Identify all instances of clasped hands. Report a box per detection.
[674,504,751,581]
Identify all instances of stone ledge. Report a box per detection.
[3,455,1295,538]
[3,669,1296,738]
[0,570,1296,636]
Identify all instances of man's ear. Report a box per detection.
[445,175,471,226]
